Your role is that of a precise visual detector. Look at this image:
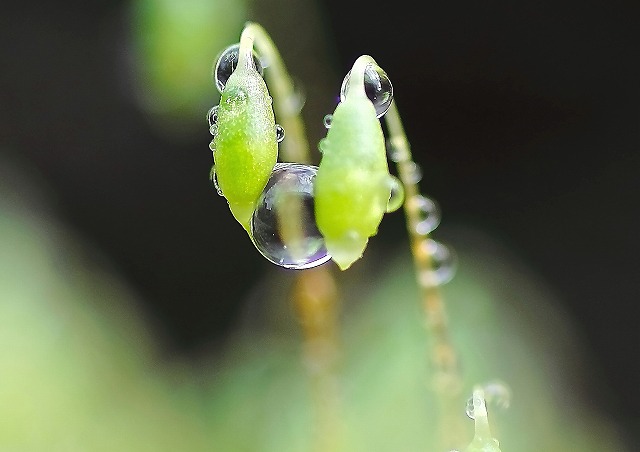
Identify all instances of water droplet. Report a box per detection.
[209,165,223,196]
[386,139,403,162]
[251,163,331,270]
[465,395,482,420]
[404,161,423,184]
[386,176,404,212]
[213,43,264,93]
[206,105,219,127]
[416,239,457,286]
[209,124,218,137]
[410,195,441,235]
[340,63,394,118]
[323,114,333,129]
[275,124,285,142]
[483,380,512,411]
[208,141,216,153]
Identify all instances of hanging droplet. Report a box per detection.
[386,175,404,212]
[404,161,423,184]
[340,63,394,118]
[416,239,457,286]
[206,105,219,127]
[213,43,264,93]
[209,164,223,196]
[251,163,331,270]
[410,195,441,235]
[275,124,285,142]
[323,114,333,129]
[208,141,216,153]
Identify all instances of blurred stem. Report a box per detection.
[384,101,465,449]
[241,22,343,451]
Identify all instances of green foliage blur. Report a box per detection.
[0,154,627,451]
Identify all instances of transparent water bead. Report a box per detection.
[386,175,404,212]
[206,105,218,127]
[323,114,333,129]
[213,43,264,92]
[275,124,285,142]
[251,163,331,270]
[410,195,441,235]
[340,63,393,118]
[417,239,457,286]
[209,165,223,196]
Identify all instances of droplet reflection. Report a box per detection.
[340,63,393,118]
[251,163,331,270]
[213,43,264,93]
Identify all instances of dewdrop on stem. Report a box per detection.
[250,163,331,269]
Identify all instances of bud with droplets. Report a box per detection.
[211,34,278,231]
[315,55,394,270]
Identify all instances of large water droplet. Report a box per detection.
[417,239,457,286]
[251,163,331,270]
[213,43,264,93]
[386,175,404,212]
[275,124,285,142]
[340,63,393,118]
[209,164,223,196]
[410,195,441,235]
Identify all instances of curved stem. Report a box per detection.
[239,22,342,451]
[384,101,464,449]
[242,22,310,164]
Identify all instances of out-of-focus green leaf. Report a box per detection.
[128,0,246,137]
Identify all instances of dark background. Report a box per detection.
[1,0,638,446]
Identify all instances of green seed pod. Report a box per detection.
[212,36,278,231]
[314,56,392,270]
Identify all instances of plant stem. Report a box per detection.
[242,22,310,164]
[384,101,465,449]
[241,22,343,450]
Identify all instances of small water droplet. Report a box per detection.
[206,105,219,127]
[209,165,223,196]
[208,141,216,153]
[465,396,482,420]
[285,78,306,114]
[323,114,333,129]
[404,161,423,183]
[340,63,394,118]
[410,195,441,235]
[209,124,218,137]
[386,139,403,162]
[251,163,331,270]
[275,124,285,142]
[213,43,264,93]
[386,176,404,212]
[417,239,457,286]
[483,380,512,411]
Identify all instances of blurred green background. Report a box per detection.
[1,0,638,450]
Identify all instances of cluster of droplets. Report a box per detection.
[385,138,458,286]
